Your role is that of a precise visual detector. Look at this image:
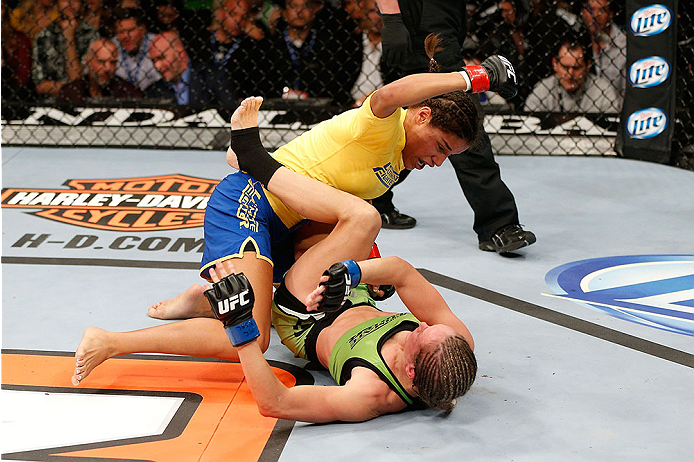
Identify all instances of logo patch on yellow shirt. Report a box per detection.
[373,163,399,189]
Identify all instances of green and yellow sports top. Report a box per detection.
[329,312,422,407]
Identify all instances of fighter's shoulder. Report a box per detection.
[343,367,407,412]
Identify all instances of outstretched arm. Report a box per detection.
[370,72,469,118]
[370,56,518,118]
[363,257,473,348]
[237,343,400,422]
[306,257,474,349]
[208,260,396,423]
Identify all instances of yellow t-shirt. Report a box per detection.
[266,94,407,227]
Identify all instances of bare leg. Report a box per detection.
[75,252,274,386]
[72,318,234,386]
[148,284,211,320]
[229,99,381,301]
[151,98,268,320]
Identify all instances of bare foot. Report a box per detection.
[230,96,263,130]
[147,284,211,320]
[72,327,115,386]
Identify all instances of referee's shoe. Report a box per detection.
[381,209,416,229]
[479,224,536,254]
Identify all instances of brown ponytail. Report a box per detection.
[409,33,481,146]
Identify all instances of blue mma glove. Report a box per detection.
[204,272,259,346]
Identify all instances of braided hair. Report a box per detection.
[413,333,477,412]
[408,34,481,147]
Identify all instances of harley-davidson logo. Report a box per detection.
[1,174,218,231]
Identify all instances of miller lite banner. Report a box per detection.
[621,1,678,163]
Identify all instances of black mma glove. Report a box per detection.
[367,243,395,301]
[380,13,411,68]
[317,260,362,312]
[370,284,396,302]
[460,55,518,99]
[204,272,259,347]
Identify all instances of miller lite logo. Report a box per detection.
[626,108,668,139]
[217,289,251,314]
[1,174,218,231]
[630,4,673,37]
[629,56,670,88]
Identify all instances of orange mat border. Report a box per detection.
[1,350,313,462]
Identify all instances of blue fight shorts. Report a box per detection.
[200,171,296,282]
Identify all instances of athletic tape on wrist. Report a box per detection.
[340,259,362,288]
[460,66,490,93]
[225,318,260,347]
[458,71,472,93]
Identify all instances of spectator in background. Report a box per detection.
[250,0,282,32]
[10,0,59,43]
[497,0,574,103]
[580,0,626,99]
[58,37,144,103]
[344,0,399,107]
[2,0,34,98]
[146,31,213,106]
[32,0,99,97]
[524,33,619,113]
[193,0,283,110]
[83,0,104,34]
[554,0,583,31]
[524,0,586,80]
[149,0,184,34]
[474,0,529,106]
[273,0,362,106]
[112,8,161,90]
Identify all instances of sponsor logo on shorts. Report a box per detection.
[629,56,670,88]
[237,179,261,232]
[373,162,399,189]
[630,4,673,37]
[625,107,668,139]
[1,174,217,231]
[545,255,694,336]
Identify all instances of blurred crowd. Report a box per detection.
[0,0,637,116]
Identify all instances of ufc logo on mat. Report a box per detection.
[217,290,251,314]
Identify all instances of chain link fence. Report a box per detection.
[1,0,691,168]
